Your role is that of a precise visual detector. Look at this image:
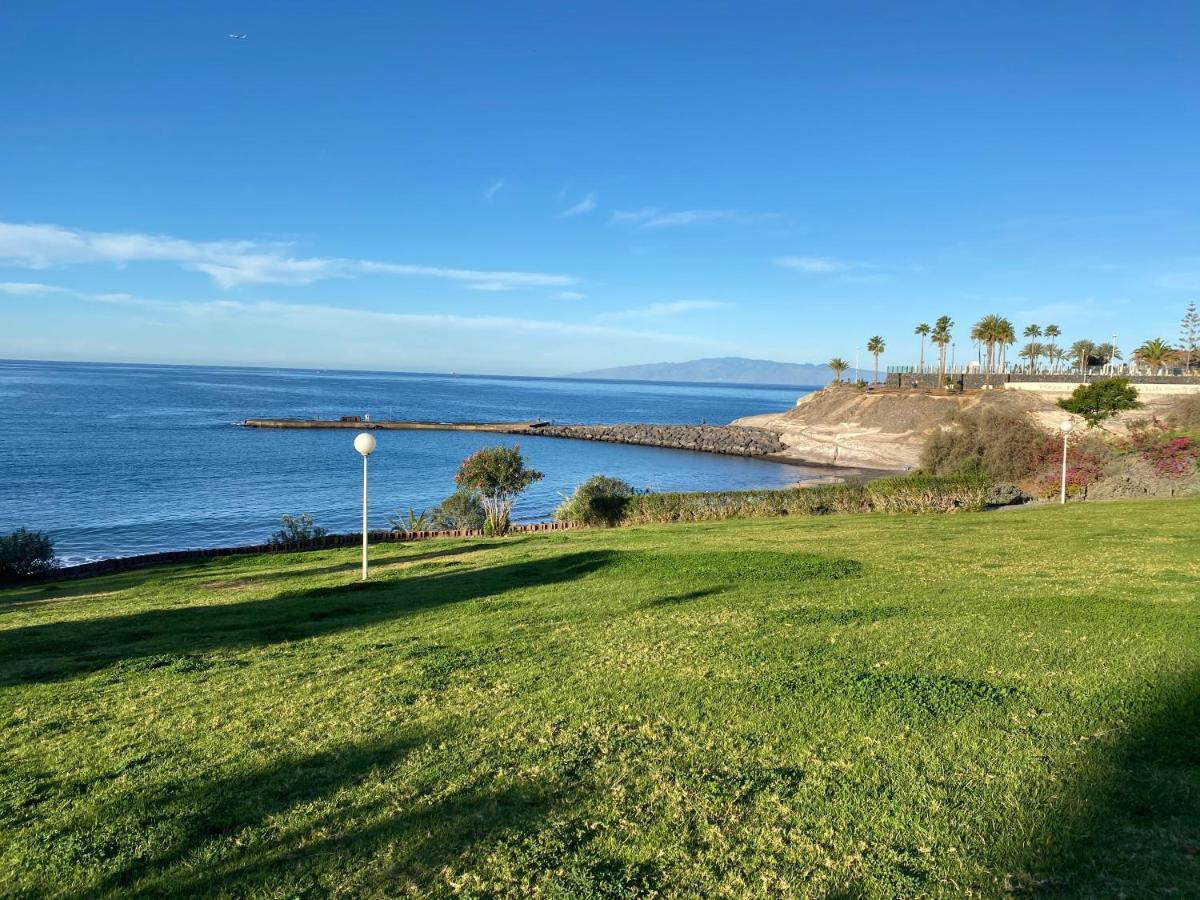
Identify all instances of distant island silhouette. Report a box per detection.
[572,356,862,386]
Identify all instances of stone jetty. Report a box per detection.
[526,423,787,457]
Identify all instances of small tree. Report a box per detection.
[0,528,55,582]
[1057,377,1141,427]
[269,513,328,548]
[454,445,544,535]
[827,357,849,383]
[1181,302,1199,371]
[430,488,486,530]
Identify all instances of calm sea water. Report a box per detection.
[0,360,816,564]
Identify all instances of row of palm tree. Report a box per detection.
[827,306,1198,386]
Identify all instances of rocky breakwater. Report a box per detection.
[526,423,787,457]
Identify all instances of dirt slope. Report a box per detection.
[734,385,1063,469]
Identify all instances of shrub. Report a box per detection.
[1057,377,1141,426]
[1029,433,1112,498]
[455,445,544,535]
[387,507,433,534]
[269,513,328,548]
[920,406,1046,481]
[555,476,636,526]
[866,473,990,513]
[1128,428,1200,478]
[430,488,486,531]
[0,528,56,582]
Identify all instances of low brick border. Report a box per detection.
[32,521,578,584]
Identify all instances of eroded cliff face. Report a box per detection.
[732,385,1066,469]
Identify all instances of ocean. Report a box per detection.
[0,360,818,564]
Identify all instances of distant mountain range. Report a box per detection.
[571,356,864,386]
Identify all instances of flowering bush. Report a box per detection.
[1128,429,1200,478]
[1029,434,1110,498]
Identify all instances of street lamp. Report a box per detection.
[354,432,377,580]
[1058,419,1074,505]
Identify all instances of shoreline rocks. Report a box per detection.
[526,423,787,458]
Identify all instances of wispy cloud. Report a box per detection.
[1151,273,1200,292]
[558,192,598,218]
[7,283,726,348]
[555,291,585,300]
[0,281,67,295]
[594,299,733,322]
[0,221,578,291]
[611,208,778,229]
[772,255,857,274]
[484,179,506,201]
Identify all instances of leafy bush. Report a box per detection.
[430,488,486,531]
[269,513,329,548]
[920,406,1046,481]
[555,475,637,526]
[455,445,543,535]
[1057,377,1141,426]
[0,528,55,582]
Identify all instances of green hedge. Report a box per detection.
[555,474,990,527]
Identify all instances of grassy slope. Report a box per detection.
[1,501,1198,898]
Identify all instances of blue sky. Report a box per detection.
[2,1,1198,375]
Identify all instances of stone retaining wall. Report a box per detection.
[527,423,786,457]
[36,522,576,583]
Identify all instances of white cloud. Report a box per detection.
[555,291,585,300]
[595,299,733,322]
[773,256,856,274]
[558,192,598,218]
[0,221,577,291]
[611,208,778,229]
[484,179,506,201]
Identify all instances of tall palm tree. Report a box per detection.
[1070,339,1095,375]
[827,357,850,383]
[1044,324,1061,370]
[914,323,930,371]
[1018,342,1046,370]
[866,336,886,384]
[971,314,1004,384]
[1046,345,1065,372]
[931,315,953,385]
[1023,324,1042,373]
[1134,338,1174,372]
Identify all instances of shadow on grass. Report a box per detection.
[0,551,616,686]
[1006,670,1200,895]
[57,727,579,898]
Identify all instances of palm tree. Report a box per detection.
[931,316,953,385]
[996,318,1016,373]
[1018,342,1046,370]
[1070,339,1095,375]
[914,323,930,371]
[1022,324,1042,373]
[1044,324,1061,370]
[1134,338,1174,372]
[1046,345,1065,373]
[827,357,850,383]
[971,314,1004,383]
[866,336,886,384]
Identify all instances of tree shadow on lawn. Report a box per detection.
[0,551,616,687]
[59,728,584,898]
[1004,669,1200,895]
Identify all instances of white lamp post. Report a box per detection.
[1058,419,1074,504]
[353,432,377,580]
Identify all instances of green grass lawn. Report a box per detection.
[2,500,1198,898]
